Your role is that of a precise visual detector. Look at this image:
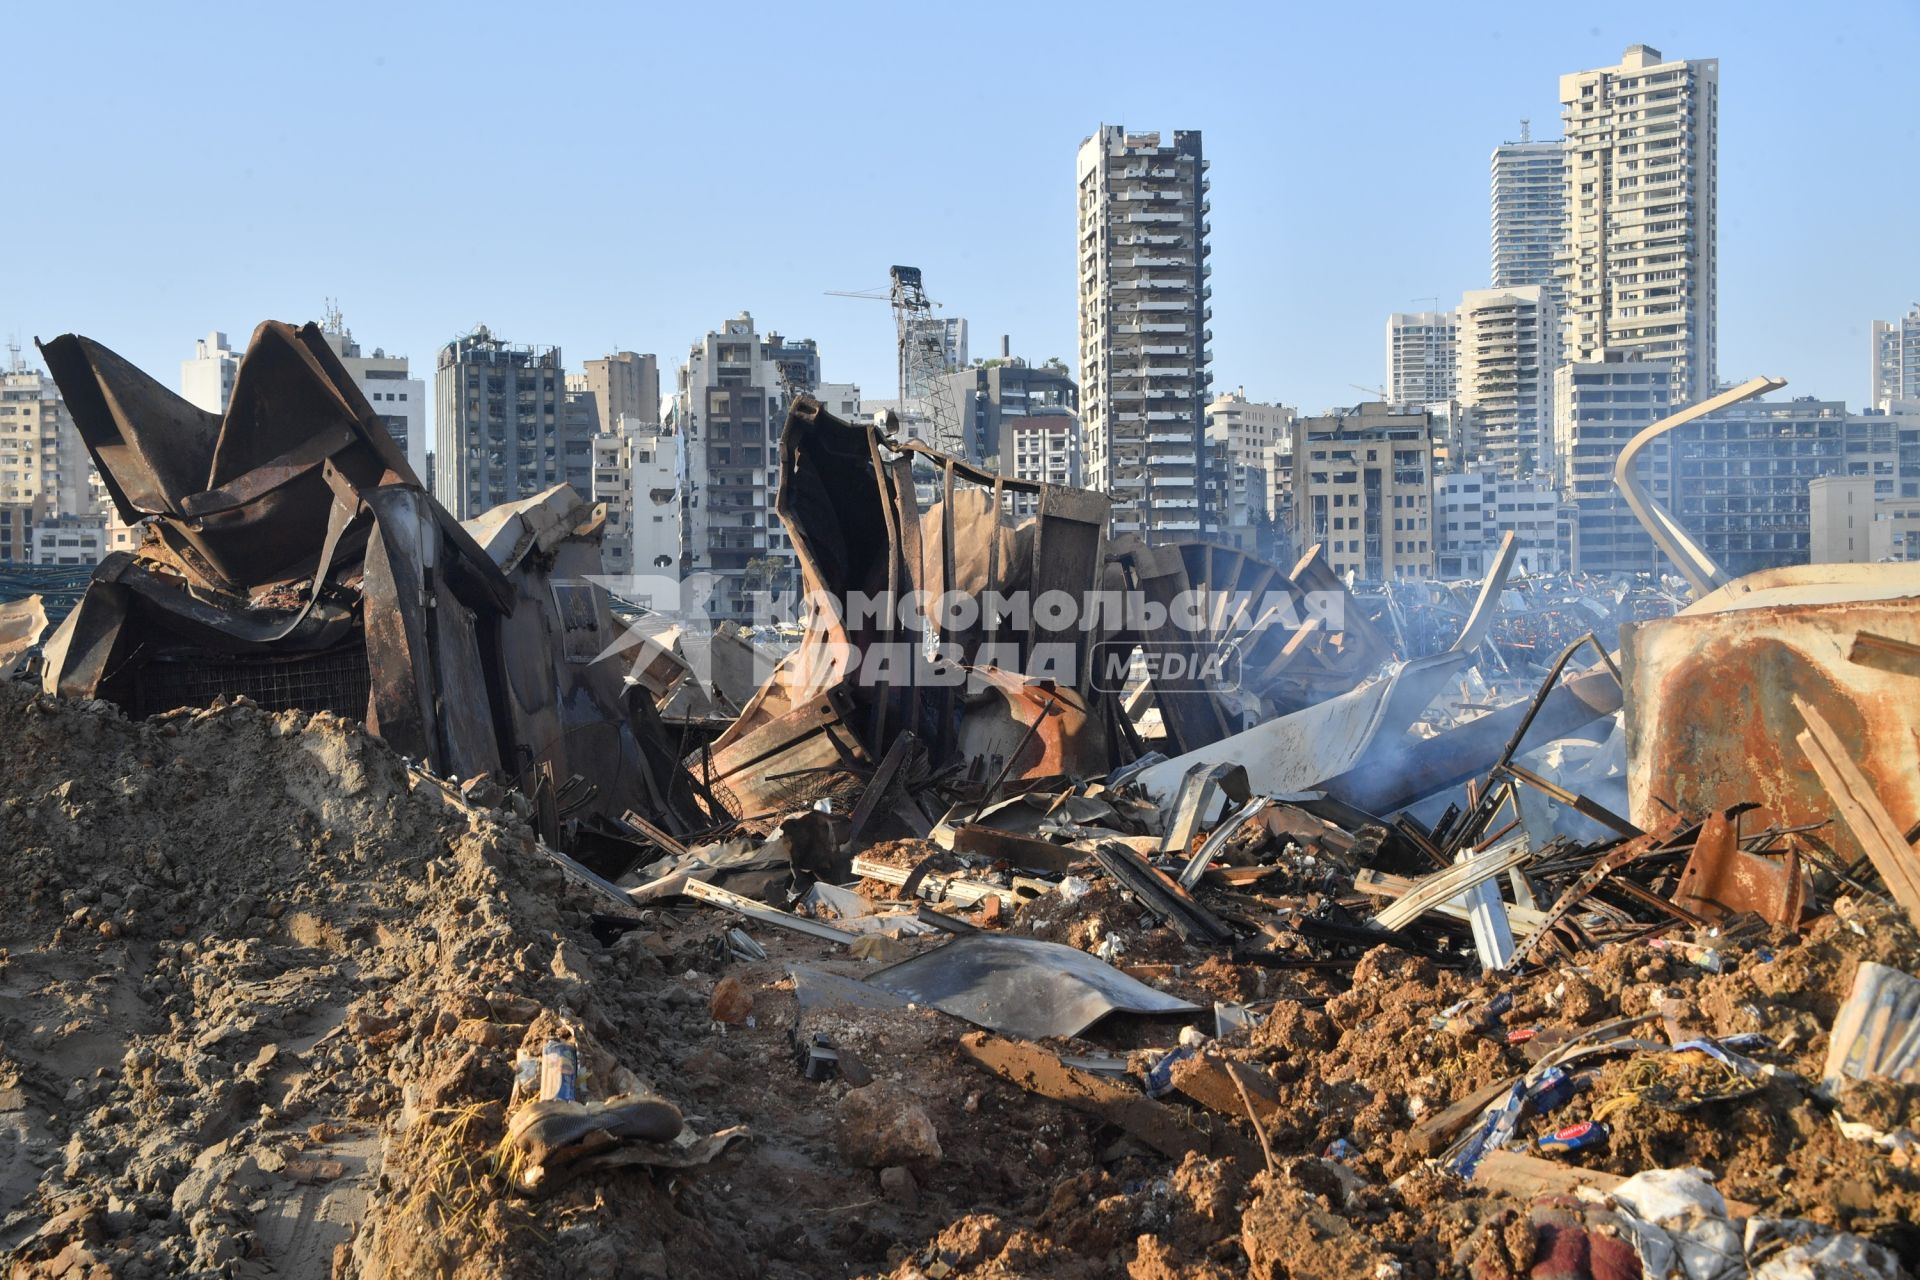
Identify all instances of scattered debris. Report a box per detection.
[5,373,1920,1277]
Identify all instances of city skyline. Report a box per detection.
[3,2,1914,419]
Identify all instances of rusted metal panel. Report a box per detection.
[701,680,870,821]
[952,668,1107,788]
[1621,588,1920,874]
[1670,808,1805,927]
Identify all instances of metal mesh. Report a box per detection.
[130,637,371,720]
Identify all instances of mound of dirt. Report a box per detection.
[4,680,1918,1279]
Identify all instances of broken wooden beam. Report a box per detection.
[1408,1074,1522,1157]
[1167,1050,1287,1132]
[1474,1149,1760,1218]
[956,1032,1259,1165]
[1794,695,1920,928]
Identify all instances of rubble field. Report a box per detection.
[2,682,1917,1280]
[7,326,1920,1279]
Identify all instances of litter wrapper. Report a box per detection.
[1821,960,1920,1089]
[1524,1066,1579,1115]
[1537,1119,1608,1153]
[541,1038,579,1102]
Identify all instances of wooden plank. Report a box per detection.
[1474,1149,1760,1218]
[1794,696,1920,927]
[1408,1074,1520,1156]
[1209,865,1285,888]
[1168,1050,1286,1128]
[957,1032,1259,1165]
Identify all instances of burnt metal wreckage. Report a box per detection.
[8,325,1920,1248]
[32,321,703,868]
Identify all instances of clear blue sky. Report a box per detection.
[5,1,1914,415]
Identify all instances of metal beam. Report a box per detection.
[1614,375,1787,597]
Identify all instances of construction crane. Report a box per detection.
[826,265,966,455]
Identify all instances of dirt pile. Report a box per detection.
[3,680,1918,1279]
[0,686,1186,1279]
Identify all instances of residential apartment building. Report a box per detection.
[1870,306,1920,409]
[814,382,862,422]
[936,360,1079,467]
[433,327,582,519]
[104,505,143,556]
[180,331,243,415]
[1203,434,1265,554]
[1456,286,1557,480]
[29,515,106,567]
[1003,415,1083,521]
[1290,403,1436,582]
[592,416,682,582]
[676,312,807,620]
[0,499,42,565]
[1436,471,1570,578]
[1558,45,1718,404]
[627,428,683,580]
[1426,399,1475,473]
[1205,387,1293,525]
[1076,124,1212,539]
[592,432,634,575]
[320,311,428,480]
[1810,477,1882,563]
[1490,131,1566,307]
[1,363,90,517]
[1385,312,1458,407]
[1553,354,1676,575]
[561,387,599,495]
[580,352,662,434]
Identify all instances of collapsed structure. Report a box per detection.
[3,323,1919,1279]
[34,322,700,862]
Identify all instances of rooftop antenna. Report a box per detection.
[1519,118,1532,144]
[5,335,23,374]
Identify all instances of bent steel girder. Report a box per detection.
[1613,375,1786,598]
